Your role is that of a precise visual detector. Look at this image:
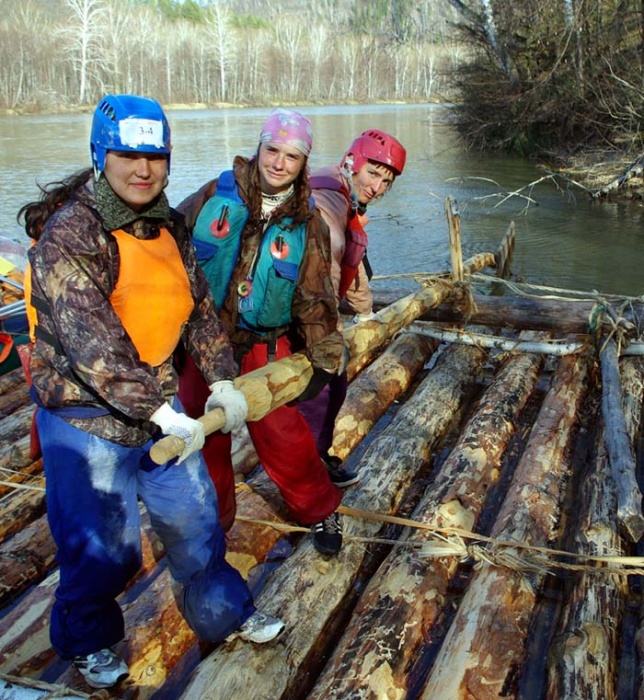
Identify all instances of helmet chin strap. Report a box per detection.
[341,158,366,214]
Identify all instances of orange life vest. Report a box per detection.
[109,228,194,366]
[26,227,194,367]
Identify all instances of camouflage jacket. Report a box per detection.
[28,177,237,447]
[178,156,345,372]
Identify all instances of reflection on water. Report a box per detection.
[1,104,643,297]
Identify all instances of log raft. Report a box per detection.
[3,239,644,700]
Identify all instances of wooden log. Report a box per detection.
[0,459,42,499]
[177,343,489,700]
[331,331,436,461]
[600,336,644,542]
[0,367,27,396]
[446,196,464,282]
[419,352,591,700]
[0,676,94,700]
[0,482,45,545]
[495,221,515,279]
[231,427,259,479]
[150,353,315,464]
[372,291,644,336]
[345,279,454,377]
[545,428,629,700]
[0,435,32,472]
[0,405,34,447]
[0,381,31,418]
[0,513,55,608]
[308,335,545,699]
[409,321,586,356]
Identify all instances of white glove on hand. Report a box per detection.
[205,380,248,433]
[352,311,380,324]
[150,402,205,464]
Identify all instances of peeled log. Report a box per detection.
[309,337,544,700]
[178,343,488,700]
[331,331,436,461]
[0,513,55,608]
[421,352,591,700]
[546,430,628,700]
[600,337,644,542]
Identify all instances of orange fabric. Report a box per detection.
[109,228,194,367]
[24,262,38,344]
[0,333,13,364]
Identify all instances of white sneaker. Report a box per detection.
[227,610,285,644]
[73,648,129,689]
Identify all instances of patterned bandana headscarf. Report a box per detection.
[258,109,313,156]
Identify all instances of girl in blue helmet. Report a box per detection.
[18,94,283,691]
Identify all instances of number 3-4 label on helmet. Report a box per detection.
[119,118,165,148]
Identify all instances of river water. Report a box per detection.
[1,104,643,297]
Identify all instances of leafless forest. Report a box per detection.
[0,0,462,111]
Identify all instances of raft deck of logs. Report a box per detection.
[3,198,644,699]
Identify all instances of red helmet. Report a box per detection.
[343,129,406,177]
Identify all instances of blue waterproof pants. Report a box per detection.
[37,404,255,659]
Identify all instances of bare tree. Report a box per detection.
[61,0,108,103]
[203,2,236,102]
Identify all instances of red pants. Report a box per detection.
[177,338,342,529]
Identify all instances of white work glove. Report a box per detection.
[352,311,380,324]
[205,380,248,433]
[150,402,205,464]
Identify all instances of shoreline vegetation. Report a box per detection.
[2,1,643,202]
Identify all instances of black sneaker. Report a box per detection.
[73,648,129,689]
[312,511,343,555]
[323,455,360,488]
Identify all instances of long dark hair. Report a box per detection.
[17,168,93,241]
[247,149,313,228]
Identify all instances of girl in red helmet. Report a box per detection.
[300,129,406,487]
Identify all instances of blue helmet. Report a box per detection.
[90,94,172,177]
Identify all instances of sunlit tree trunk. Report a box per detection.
[204,3,234,102]
[64,0,106,104]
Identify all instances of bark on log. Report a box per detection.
[331,331,436,461]
[600,336,644,542]
[546,428,629,700]
[0,382,31,418]
[178,343,488,700]
[0,436,32,471]
[371,291,644,336]
[0,405,34,448]
[0,483,45,544]
[308,335,545,700]
[420,352,591,700]
[0,513,55,608]
[0,459,42,499]
[0,367,27,396]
